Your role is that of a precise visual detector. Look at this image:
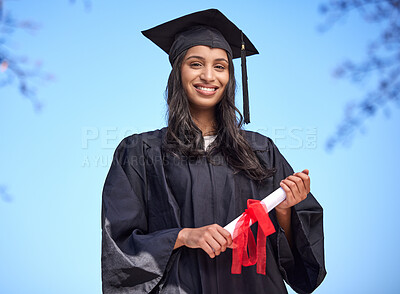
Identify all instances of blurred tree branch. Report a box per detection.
[0,0,52,111]
[0,0,90,112]
[69,0,92,12]
[0,0,90,203]
[0,185,12,202]
[319,0,400,151]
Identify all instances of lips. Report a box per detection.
[196,86,217,92]
[194,84,218,96]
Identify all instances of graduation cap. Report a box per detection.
[142,9,258,124]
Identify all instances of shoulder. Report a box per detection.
[243,130,293,173]
[114,127,166,159]
[243,130,275,151]
[121,128,166,147]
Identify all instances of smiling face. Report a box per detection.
[180,45,230,114]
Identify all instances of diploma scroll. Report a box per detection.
[224,188,286,239]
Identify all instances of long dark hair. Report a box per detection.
[163,49,275,182]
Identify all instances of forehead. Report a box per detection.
[184,45,228,60]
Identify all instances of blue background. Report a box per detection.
[1,1,399,293]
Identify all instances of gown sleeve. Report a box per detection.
[254,135,326,294]
[101,135,181,293]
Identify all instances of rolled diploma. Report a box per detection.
[224,187,287,239]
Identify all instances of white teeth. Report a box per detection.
[196,86,216,92]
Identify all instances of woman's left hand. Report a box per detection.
[276,169,310,212]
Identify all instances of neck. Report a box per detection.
[190,108,217,136]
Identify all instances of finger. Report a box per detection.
[202,241,216,258]
[207,225,229,252]
[301,169,309,175]
[287,175,305,196]
[280,181,294,206]
[280,180,292,196]
[203,228,223,255]
[294,171,311,194]
[197,236,216,258]
[206,236,223,256]
[210,231,228,253]
[282,178,300,202]
[286,175,308,203]
[215,226,233,248]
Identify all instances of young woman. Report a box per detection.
[101,9,326,294]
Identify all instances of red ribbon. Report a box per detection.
[231,199,276,275]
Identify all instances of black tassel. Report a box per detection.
[241,31,250,124]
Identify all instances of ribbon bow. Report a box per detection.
[231,199,276,275]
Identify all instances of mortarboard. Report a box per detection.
[142,9,258,124]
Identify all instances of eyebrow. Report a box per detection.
[185,55,229,64]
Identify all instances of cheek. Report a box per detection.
[221,74,230,89]
[181,66,195,84]
[180,66,187,83]
[180,69,187,84]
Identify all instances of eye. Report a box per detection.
[190,62,202,68]
[215,64,226,71]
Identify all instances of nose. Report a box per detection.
[200,65,215,82]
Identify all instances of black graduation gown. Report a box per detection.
[101,128,326,294]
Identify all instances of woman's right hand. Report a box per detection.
[174,224,233,258]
